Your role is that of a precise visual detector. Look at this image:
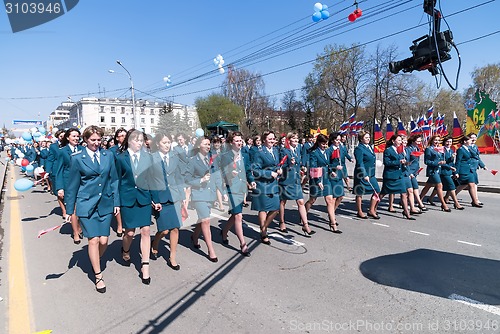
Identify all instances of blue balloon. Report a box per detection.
[321,10,330,19]
[14,178,34,192]
[322,4,328,11]
[195,128,204,137]
[21,166,26,172]
[32,132,41,137]
[22,132,32,141]
[26,164,34,172]
[38,127,46,134]
[312,12,322,22]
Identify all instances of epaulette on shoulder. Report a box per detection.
[72,150,82,156]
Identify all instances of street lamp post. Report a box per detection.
[111,60,137,129]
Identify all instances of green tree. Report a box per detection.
[195,94,244,130]
[465,63,500,102]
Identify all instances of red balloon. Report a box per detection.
[21,158,29,167]
[348,13,356,22]
[354,8,363,18]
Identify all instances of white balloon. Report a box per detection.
[218,67,225,74]
[30,127,38,133]
[52,127,59,133]
[376,159,383,167]
[314,2,323,12]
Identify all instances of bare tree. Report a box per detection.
[222,66,269,133]
[465,63,500,102]
[281,90,303,131]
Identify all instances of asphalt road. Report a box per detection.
[1,162,500,334]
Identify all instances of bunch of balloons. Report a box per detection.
[163,75,172,87]
[312,3,329,22]
[213,54,225,74]
[348,8,363,22]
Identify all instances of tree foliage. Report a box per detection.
[194,94,244,130]
[466,63,500,102]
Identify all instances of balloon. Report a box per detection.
[14,178,34,192]
[21,158,29,166]
[312,12,322,22]
[321,10,329,19]
[38,126,46,134]
[322,4,328,11]
[26,164,34,172]
[5,138,12,144]
[30,127,38,133]
[313,2,323,12]
[15,158,22,166]
[195,128,204,137]
[18,152,25,158]
[33,132,41,137]
[376,159,383,168]
[52,127,59,133]
[22,132,32,141]
[354,8,362,18]
[218,67,225,74]
[348,13,357,22]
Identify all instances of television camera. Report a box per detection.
[389,0,455,76]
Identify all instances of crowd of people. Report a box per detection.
[5,125,488,294]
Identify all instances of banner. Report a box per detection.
[12,120,43,126]
[465,90,497,153]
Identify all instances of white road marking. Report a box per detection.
[449,294,500,316]
[372,223,390,227]
[409,230,429,236]
[457,240,482,247]
[242,221,306,247]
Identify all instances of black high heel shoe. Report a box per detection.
[402,212,416,220]
[454,204,465,210]
[441,205,451,212]
[207,255,219,263]
[167,258,180,271]
[418,205,428,212]
[329,223,343,234]
[471,202,483,208]
[220,230,229,245]
[356,213,368,219]
[121,247,131,266]
[427,198,436,206]
[94,271,106,293]
[367,212,381,220]
[240,244,251,257]
[301,227,316,237]
[261,235,271,245]
[278,222,288,233]
[140,262,151,285]
[190,234,201,249]
[150,247,158,260]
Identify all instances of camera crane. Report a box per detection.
[389,0,457,80]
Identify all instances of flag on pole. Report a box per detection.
[397,118,407,136]
[373,119,386,153]
[385,118,394,141]
[427,106,434,125]
[452,111,464,148]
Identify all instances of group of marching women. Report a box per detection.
[30,124,487,294]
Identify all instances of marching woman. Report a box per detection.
[406,134,427,212]
[64,126,120,293]
[45,129,65,210]
[439,136,464,210]
[454,135,483,208]
[108,127,128,237]
[55,127,84,244]
[419,135,451,212]
[352,131,381,219]
[340,133,353,191]
[278,132,315,236]
[116,129,160,284]
[220,131,254,256]
[149,131,185,270]
[210,136,226,212]
[186,136,218,262]
[379,135,415,220]
[248,134,262,163]
[304,133,342,233]
[467,133,488,205]
[251,130,282,244]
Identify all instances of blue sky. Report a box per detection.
[1,0,499,128]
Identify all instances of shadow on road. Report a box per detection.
[359,248,500,305]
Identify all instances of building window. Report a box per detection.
[141,118,145,124]
[111,117,116,123]
[140,108,146,115]
[150,109,155,115]
[121,117,126,123]
[151,118,154,124]
[121,107,125,114]
[111,106,115,113]
[100,106,104,113]
[100,116,105,123]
